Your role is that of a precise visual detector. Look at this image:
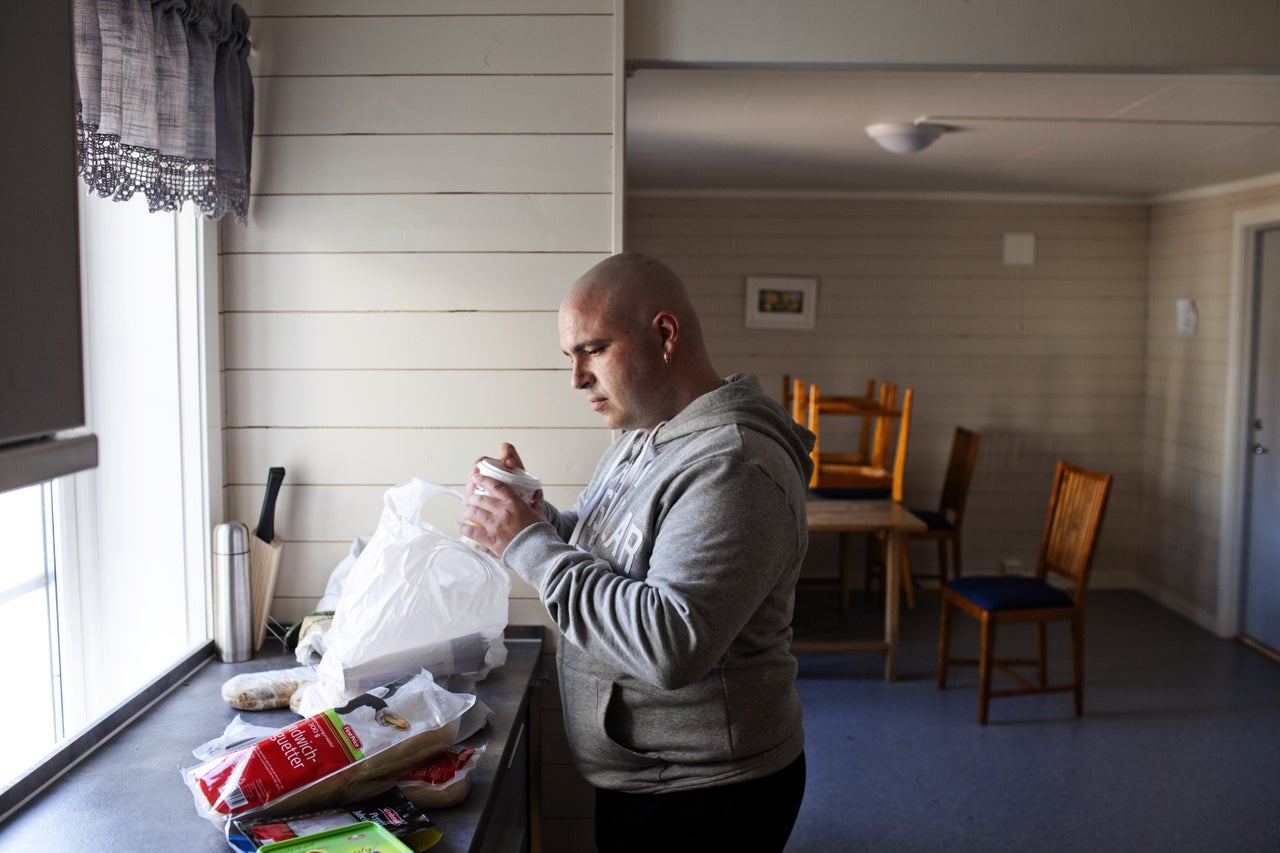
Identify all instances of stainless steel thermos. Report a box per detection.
[212,521,253,663]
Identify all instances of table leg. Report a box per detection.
[839,532,853,611]
[884,529,902,681]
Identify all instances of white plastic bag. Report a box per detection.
[300,479,510,713]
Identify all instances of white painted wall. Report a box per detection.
[223,7,619,844]
[1144,182,1280,629]
[627,195,1149,587]
[225,2,619,634]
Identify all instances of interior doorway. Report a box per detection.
[1240,226,1280,658]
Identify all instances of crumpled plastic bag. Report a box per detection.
[296,479,510,715]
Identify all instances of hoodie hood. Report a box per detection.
[654,373,815,485]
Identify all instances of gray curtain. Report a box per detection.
[73,0,254,223]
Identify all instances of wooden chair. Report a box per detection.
[808,386,915,609]
[867,427,982,606]
[937,461,1112,724]
[783,375,810,426]
[802,377,880,462]
[809,385,913,503]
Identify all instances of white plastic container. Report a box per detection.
[463,459,542,550]
[475,458,542,502]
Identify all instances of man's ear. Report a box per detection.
[654,310,679,351]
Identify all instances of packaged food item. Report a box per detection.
[395,746,483,810]
[182,670,473,822]
[257,821,413,853]
[222,666,317,711]
[227,788,441,852]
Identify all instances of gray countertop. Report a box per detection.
[0,630,543,852]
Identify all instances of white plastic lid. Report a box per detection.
[477,458,541,494]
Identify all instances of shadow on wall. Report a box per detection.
[950,427,1068,576]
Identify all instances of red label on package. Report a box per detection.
[193,709,365,815]
[400,747,476,785]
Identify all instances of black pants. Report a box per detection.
[594,751,806,853]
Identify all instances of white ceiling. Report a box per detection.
[624,68,1280,198]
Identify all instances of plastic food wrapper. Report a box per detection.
[291,613,334,664]
[193,716,286,763]
[395,745,484,810]
[227,787,441,852]
[182,670,474,823]
[258,821,412,853]
[222,666,317,711]
[298,479,509,714]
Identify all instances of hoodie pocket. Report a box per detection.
[599,673,734,765]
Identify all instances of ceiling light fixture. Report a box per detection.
[866,120,952,155]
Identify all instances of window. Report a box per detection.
[0,483,62,783]
[0,193,220,793]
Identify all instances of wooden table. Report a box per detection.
[792,497,926,680]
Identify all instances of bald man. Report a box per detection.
[461,252,814,852]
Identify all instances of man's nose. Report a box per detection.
[571,361,590,389]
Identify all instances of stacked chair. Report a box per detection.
[787,375,914,609]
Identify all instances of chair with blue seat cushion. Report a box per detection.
[937,461,1112,724]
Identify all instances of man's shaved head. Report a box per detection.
[558,252,721,431]
[563,252,703,342]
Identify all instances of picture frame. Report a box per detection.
[744,276,818,330]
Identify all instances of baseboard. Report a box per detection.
[1132,576,1222,636]
[1089,569,1139,590]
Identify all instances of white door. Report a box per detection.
[1241,226,1280,654]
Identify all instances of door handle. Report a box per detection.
[1253,444,1270,455]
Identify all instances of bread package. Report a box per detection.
[183,670,473,822]
[221,666,316,711]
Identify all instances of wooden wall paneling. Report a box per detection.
[223,312,565,369]
[253,76,614,136]
[224,3,618,833]
[223,195,612,253]
[252,135,614,195]
[248,16,613,76]
[222,252,606,312]
[224,427,612,486]
[627,194,1149,587]
[1140,186,1277,618]
[239,1,611,16]
[225,370,596,428]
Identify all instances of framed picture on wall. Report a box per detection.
[744,276,818,329]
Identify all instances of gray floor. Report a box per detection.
[785,586,1280,853]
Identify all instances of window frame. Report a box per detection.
[0,202,225,821]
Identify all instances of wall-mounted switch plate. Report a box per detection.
[1003,233,1036,266]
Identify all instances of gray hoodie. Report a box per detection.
[503,373,816,792]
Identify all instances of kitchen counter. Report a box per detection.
[0,628,543,852]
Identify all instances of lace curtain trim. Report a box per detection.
[76,105,248,222]
[73,0,254,224]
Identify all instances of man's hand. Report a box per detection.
[460,445,545,558]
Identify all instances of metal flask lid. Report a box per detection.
[213,521,250,555]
